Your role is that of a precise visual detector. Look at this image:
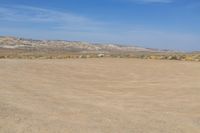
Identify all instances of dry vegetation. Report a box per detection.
[0,58,200,133]
[0,48,200,62]
[1,36,200,61]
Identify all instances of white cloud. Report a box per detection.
[141,0,172,3]
[127,0,173,4]
[0,5,105,32]
[0,4,199,51]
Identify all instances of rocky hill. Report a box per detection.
[1,36,199,61]
[0,36,160,53]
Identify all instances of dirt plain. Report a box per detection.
[0,58,200,133]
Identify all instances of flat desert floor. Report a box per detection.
[0,59,200,133]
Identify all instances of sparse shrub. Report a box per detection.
[185,56,193,61]
[0,56,6,59]
[167,55,178,60]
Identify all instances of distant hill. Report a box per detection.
[0,36,165,53]
[1,36,200,61]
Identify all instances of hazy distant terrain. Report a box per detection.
[0,36,169,58]
[0,36,156,53]
[1,36,200,61]
[0,59,200,133]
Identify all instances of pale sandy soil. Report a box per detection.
[0,59,200,133]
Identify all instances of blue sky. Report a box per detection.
[0,0,200,51]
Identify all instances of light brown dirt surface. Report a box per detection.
[0,59,200,133]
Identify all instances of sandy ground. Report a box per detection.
[0,58,200,133]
